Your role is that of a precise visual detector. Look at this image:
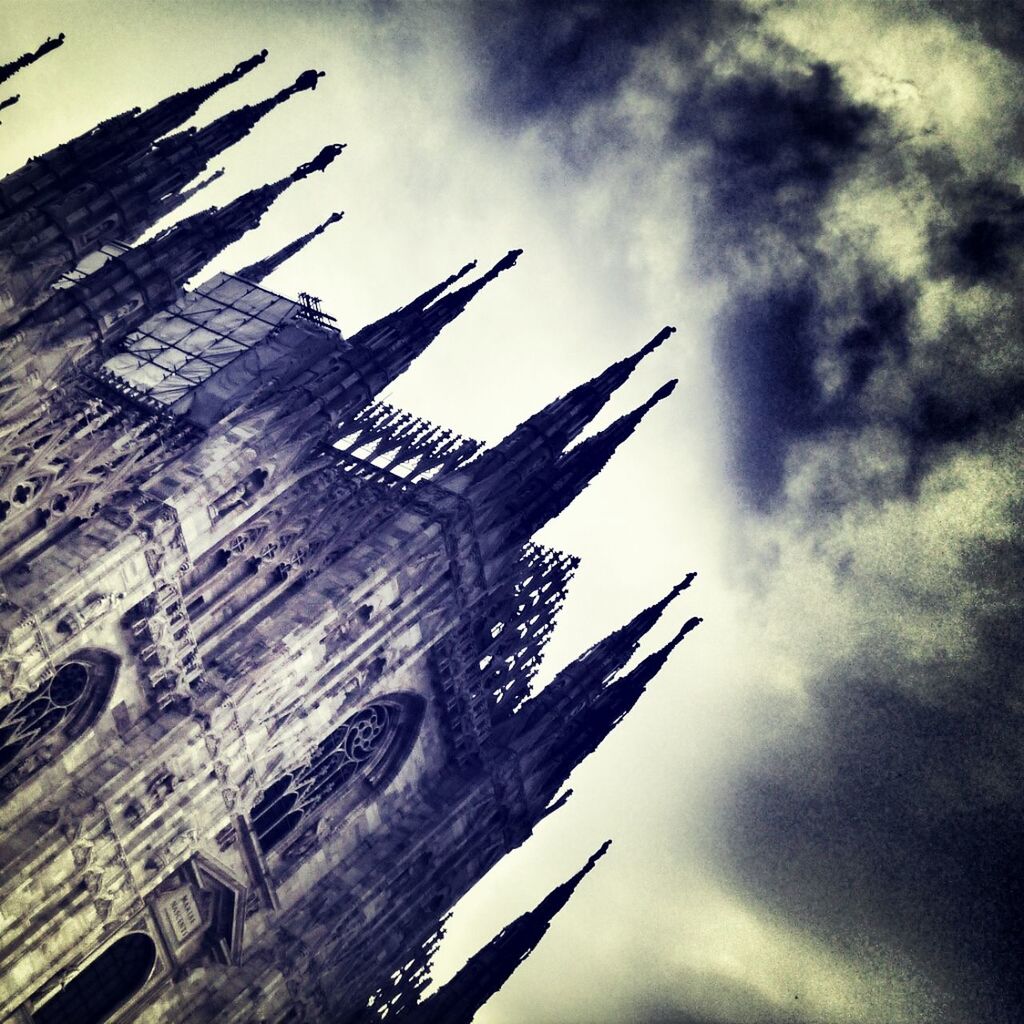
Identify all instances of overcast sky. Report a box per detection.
[3,2,1022,1022]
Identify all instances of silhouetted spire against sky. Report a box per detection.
[478,378,679,557]
[143,141,345,276]
[0,32,64,86]
[341,249,522,399]
[466,324,676,487]
[515,613,703,816]
[0,143,345,380]
[404,843,612,1024]
[505,572,695,746]
[125,48,268,154]
[143,68,324,185]
[0,49,269,219]
[237,209,344,284]
[402,259,478,313]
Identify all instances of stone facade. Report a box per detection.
[0,50,700,1024]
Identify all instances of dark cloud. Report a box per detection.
[470,0,1023,502]
[930,180,1024,284]
[714,284,821,508]
[927,0,1024,67]
[470,0,751,126]
[468,2,1024,1019]
[727,587,1024,1021]
[715,272,917,509]
[670,60,875,253]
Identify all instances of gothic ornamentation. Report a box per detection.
[250,694,425,857]
[0,648,119,795]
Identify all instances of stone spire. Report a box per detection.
[114,69,325,242]
[0,69,326,325]
[120,49,269,158]
[142,167,225,229]
[513,573,695,722]
[0,50,267,217]
[467,379,678,563]
[236,209,343,284]
[403,843,611,1024]
[402,259,477,312]
[0,146,345,383]
[0,33,65,86]
[338,249,522,399]
[515,378,677,542]
[511,613,702,813]
[468,325,676,484]
[127,143,346,301]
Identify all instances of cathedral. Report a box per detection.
[0,42,700,1024]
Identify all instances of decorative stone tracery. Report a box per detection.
[250,693,424,858]
[0,647,119,796]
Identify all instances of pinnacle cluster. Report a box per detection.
[0,39,700,1024]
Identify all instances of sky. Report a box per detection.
[2,2,1022,1022]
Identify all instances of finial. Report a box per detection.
[585,839,613,871]
[291,69,325,93]
[640,379,677,411]
[639,325,676,358]
[291,143,346,181]
[671,616,703,646]
[232,50,268,79]
[495,248,522,273]
[671,571,697,596]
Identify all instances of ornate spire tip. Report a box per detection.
[649,378,678,405]
[293,68,325,92]
[671,616,702,646]
[291,143,346,180]
[584,840,613,873]
[641,324,676,356]
[672,571,697,596]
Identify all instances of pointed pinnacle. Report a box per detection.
[182,166,224,196]
[490,248,522,277]
[455,249,520,294]
[226,49,268,84]
[584,839,612,873]
[672,571,698,597]
[648,378,677,406]
[669,616,703,648]
[639,324,676,359]
[287,68,325,96]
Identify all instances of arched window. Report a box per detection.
[251,692,424,855]
[32,931,155,1024]
[0,649,119,796]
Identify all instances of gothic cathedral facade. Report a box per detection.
[0,45,700,1024]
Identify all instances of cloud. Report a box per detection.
[464,2,1024,1021]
